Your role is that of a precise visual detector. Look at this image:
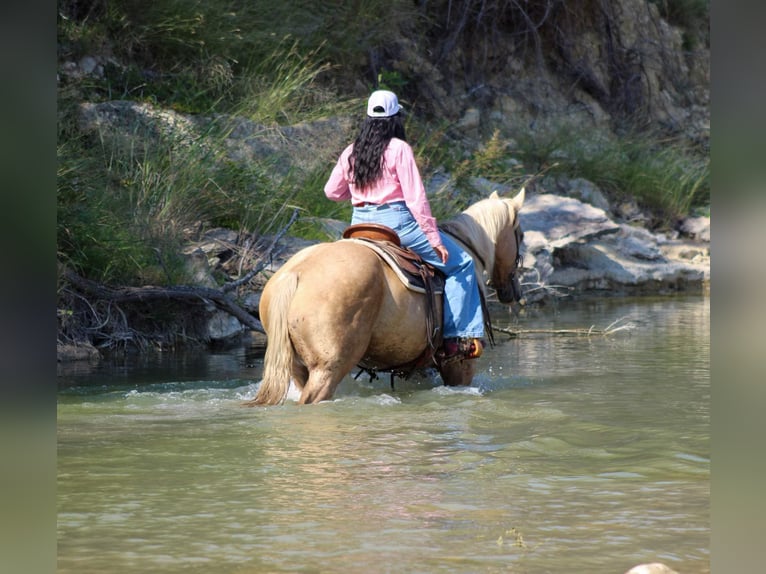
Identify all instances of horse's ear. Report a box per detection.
[509,186,525,213]
[490,190,500,200]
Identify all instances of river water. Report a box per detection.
[57,295,709,574]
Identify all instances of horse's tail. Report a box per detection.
[243,272,299,407]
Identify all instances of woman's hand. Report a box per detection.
[434,244,449,264]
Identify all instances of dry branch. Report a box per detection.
[62,268,265,334]
[492,316,635,338]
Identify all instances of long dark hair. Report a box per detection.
[347,114,406,190]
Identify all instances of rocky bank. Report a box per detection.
[180,185,709,345]
[58,97,709,362]
[59,0,710,358]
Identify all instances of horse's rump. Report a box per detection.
[266,241,432,369]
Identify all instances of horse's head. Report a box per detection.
[440,187,526,304]
[487,189,525,304]
[492,217,524,303]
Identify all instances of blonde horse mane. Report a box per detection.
[439,188,525,275]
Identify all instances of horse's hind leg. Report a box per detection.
[439,358,476,386]
[298,368,345,404]
[291,362,309,394]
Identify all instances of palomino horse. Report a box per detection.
[245,188,525,405]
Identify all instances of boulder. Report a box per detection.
[518,193,709,301]
[624,563,679,574]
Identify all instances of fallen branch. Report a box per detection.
[492,317,635,338]
[63,268,265,334]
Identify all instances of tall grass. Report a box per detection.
[232,39,336,125]
[58,0,420,114]
[57,3,359,284]
[57,113,314,285]
[510,121,709,224]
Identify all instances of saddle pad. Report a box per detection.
[341,238,444,295]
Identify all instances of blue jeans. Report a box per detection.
[352,202,484,339]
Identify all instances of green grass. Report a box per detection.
[509,121,709,225]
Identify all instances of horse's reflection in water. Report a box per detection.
[246,189,525,405]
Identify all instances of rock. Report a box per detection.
[57,342,101,362]
[566,177,611,211]
[624,563,679,574]
[207,309,245,342]
[518,193,709,300]
[457,107,481,136]
[618,225,663,260]
[518,193,619,291]
[521,193,620,247]
[614,198,650,223]
[78,55,103,77]
[661,243,709,263]
[188,228,239,270]
[678,215,710,242]
[183,248,218,288]
[242,292,261,314]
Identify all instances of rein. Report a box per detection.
[441,228,489,274]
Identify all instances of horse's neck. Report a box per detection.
[441,219,495,276]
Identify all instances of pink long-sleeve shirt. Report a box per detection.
[324,138,443,248]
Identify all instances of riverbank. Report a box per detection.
[57,183,709,364]
[58,0,708,362]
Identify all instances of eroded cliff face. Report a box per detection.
[399,0,708,148]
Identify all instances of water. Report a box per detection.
[57,296,709,573]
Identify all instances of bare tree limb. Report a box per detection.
[63,268,265,334]
[492,316,635,338]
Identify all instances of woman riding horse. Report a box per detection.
[245,188,525,405]
[324,90,484,362]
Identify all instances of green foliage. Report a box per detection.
[232,38,335,125]
[57,0,709,289]
[461,130,525,186]
[57,0,422,114]
[376,69,408,93]
[58,0,239,112]
[57,114,305,284]
[511,121,709,224]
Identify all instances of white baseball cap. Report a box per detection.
[366,90,402,118]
